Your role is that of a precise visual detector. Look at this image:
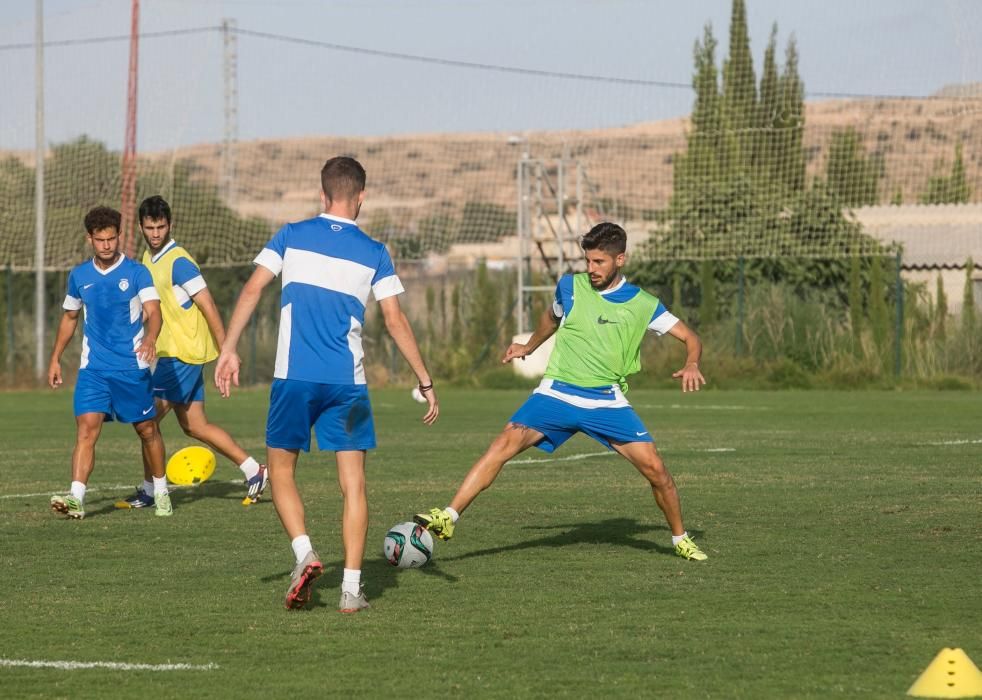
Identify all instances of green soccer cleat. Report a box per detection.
[413,507,455,541]
[50,494,85,520]
[674,535,708,561]
[154,492,173,517]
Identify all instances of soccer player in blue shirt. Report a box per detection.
[113,195,268,510]
[215,156,438,613]
[47,206,173,519]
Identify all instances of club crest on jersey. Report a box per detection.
[331,224,343,231]
[118,279,129,291]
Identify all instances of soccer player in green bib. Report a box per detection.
[416,222,708,561]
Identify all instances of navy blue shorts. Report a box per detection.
[74,368,157,423]
[510,392,653,453]
[266,379,376,452]
[152,357,205,405]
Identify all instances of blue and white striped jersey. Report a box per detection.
[63,256,160,371]
[254,213,404,384]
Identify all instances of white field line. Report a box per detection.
[511,447,735,464]
[0,480,242,501]
[920,438,982,446]
[0,658,217,671]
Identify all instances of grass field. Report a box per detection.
[1,387,979,699]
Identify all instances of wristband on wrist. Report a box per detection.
[418,382,434,393]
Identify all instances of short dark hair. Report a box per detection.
[138,195,171,224]
[84,206,122,235]
[581,222,627,255]
[321,156,366,202]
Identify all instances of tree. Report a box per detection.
[921,143,971,204]
[722,0,757,171]
[776,36,806,193]
[825,128,883,207]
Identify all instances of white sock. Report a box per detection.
[291,535,313,564]
[445,506,460,523]
[672,532,689,546]
[238,457,260,480]
[342,568,361,595]
[141,479,154,496]
[70,481,86,503]
[153,476,169,497]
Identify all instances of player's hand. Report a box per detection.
[501,343,530,363]
[214,350,241,398]
[420,387,439,425]
[672,362,706,393]
[136,336,157,364]
[47,361,62,389]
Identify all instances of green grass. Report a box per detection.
[1,388,980,699]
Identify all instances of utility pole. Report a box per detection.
[120,0,140,258]
[34,0,46,382]
[222,18,239,206]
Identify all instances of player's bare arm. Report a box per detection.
[379,295,439,425]
[191,286,227,348]
[215,265,275,397]
[667,320,706,393]
[136,299,162,364]
[502,306,560,363]
[47,309,80,389]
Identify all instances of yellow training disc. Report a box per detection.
[165,446,217,486]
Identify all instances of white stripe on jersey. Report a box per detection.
[372,276,405,301]
[181,275,206,297]
[254,248,283,276]
[532,378,630,409]
[172,284,191,307]
[347,317,366,384]
[281,248,374,301]
[274,303,292,380]
[648,312,679,336]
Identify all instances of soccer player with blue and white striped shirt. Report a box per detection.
[47,206,172,519]
[215,156,438,613]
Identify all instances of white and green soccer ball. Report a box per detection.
[383,521,434,568]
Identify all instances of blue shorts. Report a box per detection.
[266,379,376,452]
[152,357,205,405]
[510,392,653,453]
[74,368,157,423]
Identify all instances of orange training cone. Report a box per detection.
[907,648,982,698]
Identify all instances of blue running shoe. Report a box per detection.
[242,464,269,506]
[114,487,155,509]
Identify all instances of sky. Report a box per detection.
[1,0,980,151]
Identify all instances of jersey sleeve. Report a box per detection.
[370,245,405,300]
[648,302,679,336]
[254,224,288,276]
[135,264,160,304]
[172,257,207,296]
[552,274,574,318]
[63,269,82,311]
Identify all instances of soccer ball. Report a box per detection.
[383,521,434,568]
[410,386,427,403]
[165,445,216,485]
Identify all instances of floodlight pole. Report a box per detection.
[34,0,45,382]
[120,0,140,258]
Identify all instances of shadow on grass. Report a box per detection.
[83,479,246,517]
[437,517,699,561]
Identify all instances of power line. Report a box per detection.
[0,23,951,99]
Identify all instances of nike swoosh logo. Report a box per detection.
[597,316,618,325]
[142,407,154,415]
[635,431,648,436]
[81,283,95,290]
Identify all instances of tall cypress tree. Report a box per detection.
[722,0,757,173]
[777,36,806,193]
[755,25,780,184]
[674,24,722,204]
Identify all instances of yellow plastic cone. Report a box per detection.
[908,648,982,698]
